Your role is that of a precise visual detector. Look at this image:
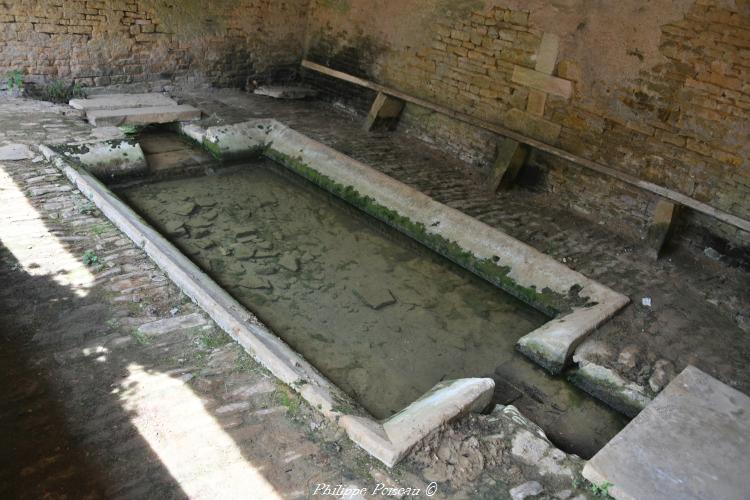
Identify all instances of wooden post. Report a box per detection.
[364,91,405,132]
[486,138,528,192]
[645,199,680,260]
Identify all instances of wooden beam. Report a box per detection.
[645,200,680,260]
[535,33,560,74]
[487,138,528,191]
[512,66,572,99]
[364,91,405,131]
[527,90,548,116]
[300,59,750,234]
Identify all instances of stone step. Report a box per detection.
[86,105,202,127]
[69,93,178,111]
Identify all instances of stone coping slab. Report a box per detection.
[40,144,496,468]
[198,119,630,374]
[583,366,750,500]
[87,105,201,127]
[69,93,178,111]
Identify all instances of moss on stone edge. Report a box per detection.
[567,366,652,418]
[516,339,562,374]
[201,136,267,162]
[264,148,583,316]
[50,138,139,158]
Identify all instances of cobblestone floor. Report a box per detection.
[181,89,750,396]
[0,97,598,499]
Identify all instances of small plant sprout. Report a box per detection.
[6,70,24,91]
[82,250,99,267]
[42,79,86,103]
[590,481,614,498]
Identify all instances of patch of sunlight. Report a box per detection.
[0,165,94,297]
[120,363,282,499]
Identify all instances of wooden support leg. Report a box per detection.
[364,91,405,132]
[486,138,528,192]
[646,199,680,260]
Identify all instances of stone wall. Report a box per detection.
[303,0,750,251]
[0,0,311,89]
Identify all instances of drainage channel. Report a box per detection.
[106,128,628,459]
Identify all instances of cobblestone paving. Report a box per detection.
[182,90,750,396]
[0,97,598,499]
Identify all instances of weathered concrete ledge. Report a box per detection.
[568,358,652,418]
[39,144,495,468]
[50,139,147,181]
[197,119,630,374]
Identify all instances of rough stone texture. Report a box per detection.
[509,480,543,500]
[0,0,311,89]
[304,0,750,251]
[583,366,750,500]
[409,405,586,497]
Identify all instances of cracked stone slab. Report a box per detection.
[583,366,750,500]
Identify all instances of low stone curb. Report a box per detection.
[568,357,652,418]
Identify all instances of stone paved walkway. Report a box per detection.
[0,97,595,499]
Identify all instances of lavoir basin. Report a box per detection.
[117,158,626,458]
[45,119,631,465]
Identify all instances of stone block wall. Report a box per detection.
[303,0,750,251]
[0,0,311,89]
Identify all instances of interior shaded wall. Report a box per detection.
[0,0,311,89]
[304,0,750,251]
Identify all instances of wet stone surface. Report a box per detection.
[119,160,627,457]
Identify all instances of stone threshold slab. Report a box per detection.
[40,144,495,468]
[197,119,630,375]
[583,366,750,500]
[69,93,178,111]
[87,105,201,127]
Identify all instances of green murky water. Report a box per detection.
[119,160,627,458]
